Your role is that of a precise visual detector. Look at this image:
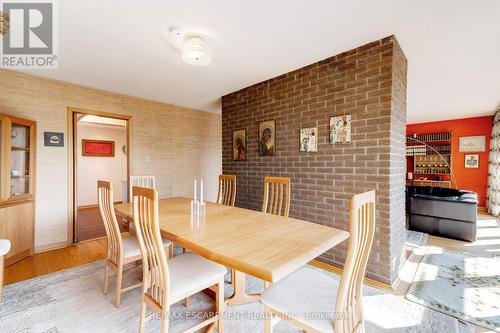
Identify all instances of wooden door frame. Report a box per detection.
[66,107,132,245]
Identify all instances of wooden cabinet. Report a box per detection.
[0,113,36,266]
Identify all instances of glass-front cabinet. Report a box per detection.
[0,113,36,266]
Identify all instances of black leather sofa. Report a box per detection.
[406,186,478,242]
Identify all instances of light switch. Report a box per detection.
[145,155,150,162]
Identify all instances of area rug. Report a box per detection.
[407,248,500,331]
[406,230,428,248]
[0,261,473,333]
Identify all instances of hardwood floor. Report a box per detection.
[4,238,107,285]
[76,206,127,242]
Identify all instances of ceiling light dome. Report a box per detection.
[182,36,211,66]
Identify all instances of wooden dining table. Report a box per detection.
[114,197,349,306]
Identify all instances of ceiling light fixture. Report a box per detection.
[181,36,212,66]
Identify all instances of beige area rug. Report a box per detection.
[0,261,473,332]
[407,248,500,331]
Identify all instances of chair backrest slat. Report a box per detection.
[335,190,376,333]
[216,174,236,206]
[262,177,291,217]
[129,175,156,202]
[97,181,123,264]
[133,186,169,308]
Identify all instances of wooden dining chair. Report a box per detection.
[97,180,172,307]
[262,176,291,217]
[133,186,227,333]
[0,239,11,303]
[129,175,156,202]
[261,190,376,333]
[216,174,236,206]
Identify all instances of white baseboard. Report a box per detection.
[34,241,68,254]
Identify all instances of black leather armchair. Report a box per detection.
[406,186,478,242]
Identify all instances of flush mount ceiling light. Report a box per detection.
[181,36,212,66]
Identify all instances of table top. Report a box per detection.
[115,197,349,282]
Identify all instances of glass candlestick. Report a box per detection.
[198,201,206,217]
[191,199,200,216]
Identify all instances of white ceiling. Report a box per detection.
[21,0,500,123]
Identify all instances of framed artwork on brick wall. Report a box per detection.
[300,127,318,152]
[329,115,351,144]
[232,129,247,161]
[258,120,275,156]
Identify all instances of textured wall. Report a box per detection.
[0,69,222,249]
[221,36,407,284]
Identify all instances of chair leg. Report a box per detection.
[115,263,123,307]
[264,306,273,333]
[103,261,110,295]
[139,295,147,333]
[160,307,169,333]
[167,244,173,259]
[216,278,225,333]
[0,256,4,303]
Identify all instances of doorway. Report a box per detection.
[68,108,131,243]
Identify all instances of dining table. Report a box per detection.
[114,197,349,306]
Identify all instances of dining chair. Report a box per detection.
[216,174,236,206]
[262,176,291,217]
[133,186,227,333]
[261,190,376,333]
[97,180,172,307]
[0,239,11,303]
[129,175,156,202]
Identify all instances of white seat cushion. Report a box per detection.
[261,267,338,333]
[168,252,226,302]
[122,236,171,259]
[0,239,11,256]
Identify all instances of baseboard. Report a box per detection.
[478,206,487,213]
[309,259,398,292]
[34,241,68,254]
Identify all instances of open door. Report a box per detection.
[68,108,131,244]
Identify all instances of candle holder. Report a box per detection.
[191,199,200,216]
[198,201,206,217]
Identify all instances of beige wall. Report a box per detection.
[76,123,127,206]
[0,69,222,249]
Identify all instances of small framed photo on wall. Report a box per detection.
[232,129,247,161]
[258,120,276,156]
[300,127,318,152]
[464,154,479,168]
[329,115,351,144]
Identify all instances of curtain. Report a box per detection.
[487,105,500,216]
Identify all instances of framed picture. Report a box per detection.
[232,129,247,161]
[82,139,115,157]
[300,127,318,152]
[459,136,486,152]
[44,132,64,147]
[464,154,479,168]
[258,120,276,156]
[330,115,351,144]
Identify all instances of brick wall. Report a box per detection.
[221,36,407,284]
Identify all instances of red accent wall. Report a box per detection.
[407,116,493,207]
